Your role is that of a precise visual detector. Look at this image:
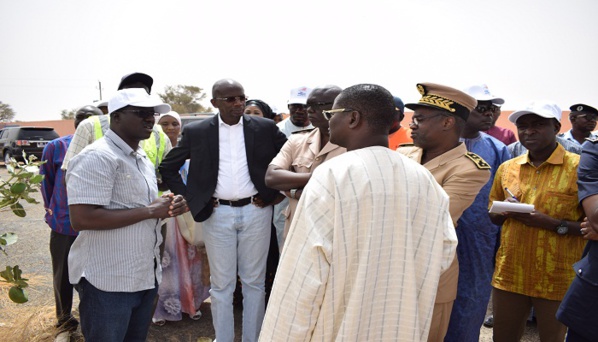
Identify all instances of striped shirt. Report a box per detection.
[66,129,162,292]
[260,147,457,342]
[489,143,586,300]
[40,135,78,236]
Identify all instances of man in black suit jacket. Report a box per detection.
[159,79,286,342]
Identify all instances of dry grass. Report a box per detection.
[0,275,83,342]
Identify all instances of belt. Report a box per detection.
[213,196,254,207]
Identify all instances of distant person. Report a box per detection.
[260,83,457,341]
[558,103,598,145]
[488,101,586,342]
[276,86,313,136]
[152,110,210,325]
[245,99,275,120]
[66,88,187,341]
[388,95,412,150]
[265,85,345,250]
[398,82,490,342]
[557,134,598,342]
[95,100,108,114]
[444,86,512,341]
[157,111,182,146]
[464,84,517,146]
[40,105,102,342]
[272,87,314,254]
[159,79,287,342]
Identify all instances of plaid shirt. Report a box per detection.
[41,135,78,236]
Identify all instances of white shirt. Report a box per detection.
[260,147,457,342]
[214,114,258,200]
[276,117,314,137]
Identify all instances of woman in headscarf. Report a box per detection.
[152,111,210,325]
[245,99,275,120]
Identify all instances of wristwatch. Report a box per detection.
[556,220,569,235]
[290,189,298,199]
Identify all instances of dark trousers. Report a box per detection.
[75,278,158,342]
[49,231,78,330]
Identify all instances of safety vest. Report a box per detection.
[90,115,166,168]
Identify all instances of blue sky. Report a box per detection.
[1,0,597,121]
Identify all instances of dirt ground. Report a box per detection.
[0,165,540,341]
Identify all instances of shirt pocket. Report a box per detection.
[539,191,580,220]
[292,157,313,173]
[113,172,153,205]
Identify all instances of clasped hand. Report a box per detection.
[149,193,188,219]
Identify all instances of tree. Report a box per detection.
[60,108,77,120]
[0,102,16,122]
[1,154,45,303]
[158,85,213,114]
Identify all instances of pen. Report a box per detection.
[504,187,518,201]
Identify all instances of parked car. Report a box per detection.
[179,113,216,130]
[0,126,59,164]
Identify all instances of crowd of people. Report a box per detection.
[38,72,598,342]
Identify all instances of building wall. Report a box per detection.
[0,120,75,136]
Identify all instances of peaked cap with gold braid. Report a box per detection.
[405,82,477,121]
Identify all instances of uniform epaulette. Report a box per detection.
[465,152,491,170]
[585,137,598,143]
[291,128,315,135]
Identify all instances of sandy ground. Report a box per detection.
[0,165,540,341]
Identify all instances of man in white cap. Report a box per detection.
[66,88,188,341]
[62,72,171,176]
[488,101,585,342]
[461,84,517,146]
[444,85,512,341]
[276,86,314,137]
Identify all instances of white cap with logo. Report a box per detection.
[288,86,312,105]
[463,84,505,105]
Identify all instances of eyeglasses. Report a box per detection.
[576,113,598,121]
[121,108,157,118]
[474,105,500,114]
[214,96,247,103]
[409,113,447,127]
[322,108,353,121]
[306,102,333,111]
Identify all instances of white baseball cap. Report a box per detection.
[108,88,171,114]
[288,86,312,105]
[463,84,505,105]
[508,100,562,124]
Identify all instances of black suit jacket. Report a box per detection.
[159,114,287,222]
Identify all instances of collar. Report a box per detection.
[516,142,565,166]
[423,142,468,169]
[105,129,145,156]
[217,112,244,127]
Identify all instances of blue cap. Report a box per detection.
[393,96,405,114]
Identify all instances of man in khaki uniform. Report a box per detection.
[265,85,346,249]
[398,83,490,342]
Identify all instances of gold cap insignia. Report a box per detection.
[417,84,426,95]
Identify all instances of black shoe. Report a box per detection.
[483,315,494,328]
